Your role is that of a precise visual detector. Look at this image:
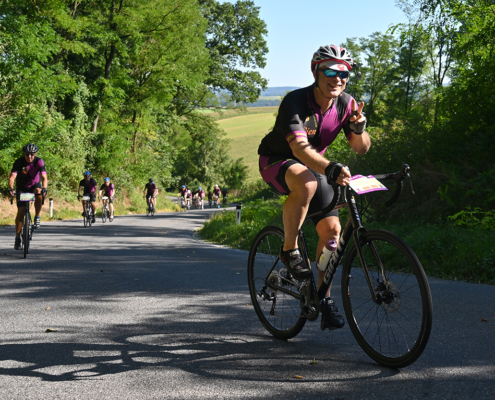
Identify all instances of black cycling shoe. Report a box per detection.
[320,297,345,331]
[82,212,86,217]
[14,237,22,250]
[280,247,313,280]
[34,216,41,229]
[91,216,96,223]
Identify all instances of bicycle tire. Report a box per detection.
[247,226,307,339]
[23,208,30,258]
[102,205,107,223]
[341,229,433,368]
[88,207,93,227]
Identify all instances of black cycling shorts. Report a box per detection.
[259,157,338,226]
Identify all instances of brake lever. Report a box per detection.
[406,172,415,195]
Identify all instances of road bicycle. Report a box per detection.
[146,196,155,216]
[247,164,433,368]
[100,196,113,222]
[212,195,220,209]
[194,195,204,210]
[79,195,94,227]
[11,192,38,258]
[222,196,227,206]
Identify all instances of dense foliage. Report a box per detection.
[330,0,495,225]
[0,0,265,194]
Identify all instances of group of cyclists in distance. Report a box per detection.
[178,184,227,209]
[7,142,163,250]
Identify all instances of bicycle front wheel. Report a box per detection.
[23,209,30,258]
[247,226,306,340]
[102,206,107,223]
[342,229,432,368]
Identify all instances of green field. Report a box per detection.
[218,107,278,183]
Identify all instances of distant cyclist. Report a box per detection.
[212,184,221,208]
[143,178,158,212]
[222,187,228,204]
[99,177,115,220]
[78,171,97,223]
[193,187,205,208]
[8,143,48,250]
[178,185,188,206]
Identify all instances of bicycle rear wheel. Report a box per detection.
[247,226,306,339]
[102,205,107,223]
[341,229,432,368]
[23,209,30,258]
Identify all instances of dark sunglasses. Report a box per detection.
[320,69,349,79]
[25,153,36,157]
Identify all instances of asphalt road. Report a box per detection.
[0,208,494,399]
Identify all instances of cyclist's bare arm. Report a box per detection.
[290,137,351,185]
[8,173,15,193]
[40,173,48,191]
[348,131,371,154]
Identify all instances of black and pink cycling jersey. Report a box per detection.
[258,85,355,194]
[258,85,354,158]
[79,178,97,194]
[179,187,187,196]
[100,183,115,197]
[11,156,47,189]
[213,188,221,197]
[145,182,157,197]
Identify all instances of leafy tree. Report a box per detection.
[199,0,268,104]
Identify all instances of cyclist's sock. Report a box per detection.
[14,237,21,250]
[280,247,312,280]
[34,216,41,228]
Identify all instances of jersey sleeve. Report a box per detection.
[38,158,47,174]
[278,95,309,145]
[10,158,23,175]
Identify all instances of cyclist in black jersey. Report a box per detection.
[258,45,371,330]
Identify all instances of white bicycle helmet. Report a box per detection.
[311,45,361,79]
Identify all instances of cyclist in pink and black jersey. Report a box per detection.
[8,143,48,250]
[99,177,115,220]
[78,171,97,223]
[143,178,158,212]
[258,45,371,330]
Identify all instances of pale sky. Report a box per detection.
[234,0,410,88]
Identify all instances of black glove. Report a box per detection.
[325,162,346,184]
[41,188,47,196]
[9,189,15,196]
[347,110,367,135]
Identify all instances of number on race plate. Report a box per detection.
[349,175,388,195]
[81,196,90,201]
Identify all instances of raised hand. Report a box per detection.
[348,99,367,134]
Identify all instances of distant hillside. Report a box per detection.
[260,87,300,96]
[247,86,300,107]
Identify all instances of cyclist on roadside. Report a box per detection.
[257,45,370,331]
[143,178,158,212]
[193,186,205,208]
[207,190,213,207]
[8,143,48,250]
[212,184,221,208]
[99,177,115,220]
[222,187,228,204]
[78,171,97,223]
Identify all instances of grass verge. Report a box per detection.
[198,199,495,285]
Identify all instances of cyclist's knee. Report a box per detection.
[316,216,341,239]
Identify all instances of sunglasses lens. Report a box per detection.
[340,71,349,79]
[323,69,337,77]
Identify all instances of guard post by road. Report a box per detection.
[235,203,242,225]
